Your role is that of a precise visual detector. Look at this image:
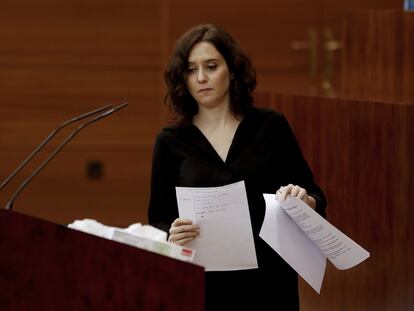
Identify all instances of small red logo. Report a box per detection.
[181,248,193,257]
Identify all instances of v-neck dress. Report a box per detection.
[148,107,327,310]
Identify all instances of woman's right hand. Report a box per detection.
[168,218,200,245]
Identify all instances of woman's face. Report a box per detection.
[185,41,231,110]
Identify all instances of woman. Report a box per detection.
[148,24,326,310]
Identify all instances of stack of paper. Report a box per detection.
[174,181,370,294]
[260,195,370,293]
[67,219,195,263]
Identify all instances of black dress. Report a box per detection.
[148,107,327,311]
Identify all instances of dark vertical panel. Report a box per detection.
[271,93,413,310]
[341,10,414,104]
[403,12,414,101]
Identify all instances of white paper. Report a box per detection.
[280,197,370,270]
[260,194,326,293]
[260,195,370,294]
[176,181,258,271]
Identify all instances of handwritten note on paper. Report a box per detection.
[176,181,258,271]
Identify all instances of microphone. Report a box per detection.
[2,102,128,211]
[0,104,113,192]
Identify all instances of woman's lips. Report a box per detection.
[198,88,213,93]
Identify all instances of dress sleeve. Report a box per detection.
[276,113,327,217]
[147,130,179,233]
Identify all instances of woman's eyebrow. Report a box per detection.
[187,58,219,64]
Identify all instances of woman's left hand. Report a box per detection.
[276,184,316,209]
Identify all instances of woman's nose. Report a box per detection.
[197,69,207,83]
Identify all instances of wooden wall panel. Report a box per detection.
[165,1,404,98]
[0,147,153,227]
[321,0,403,35]
[403,12,414,101]
[0,0,412,309]
[319,1,403,96]
[164,0,325,95]
[262,94,414,310]
[341,10,414,104]
[1,1,408,227]
[0,0,164,226]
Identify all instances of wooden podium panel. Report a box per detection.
[0,210,204,310]
[341,10,414,104]
[267,93,414,311]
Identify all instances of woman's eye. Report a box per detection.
[187,67,196,73]
[206,64,217,70]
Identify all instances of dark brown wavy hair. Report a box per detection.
[164,24,257,123]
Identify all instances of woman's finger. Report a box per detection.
[169,230,199,245]
[277,184,293,201]
[290,185,301,197]
[173,236,197,246]
[174,230,199,241]
[169,224,200,235]
[277,184,308,202]
[171,218,193,227]
[295,188,307,200]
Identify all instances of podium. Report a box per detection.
[0,210,204,310]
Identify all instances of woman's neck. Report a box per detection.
[192,103,242,162]
[193,104,238,129]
